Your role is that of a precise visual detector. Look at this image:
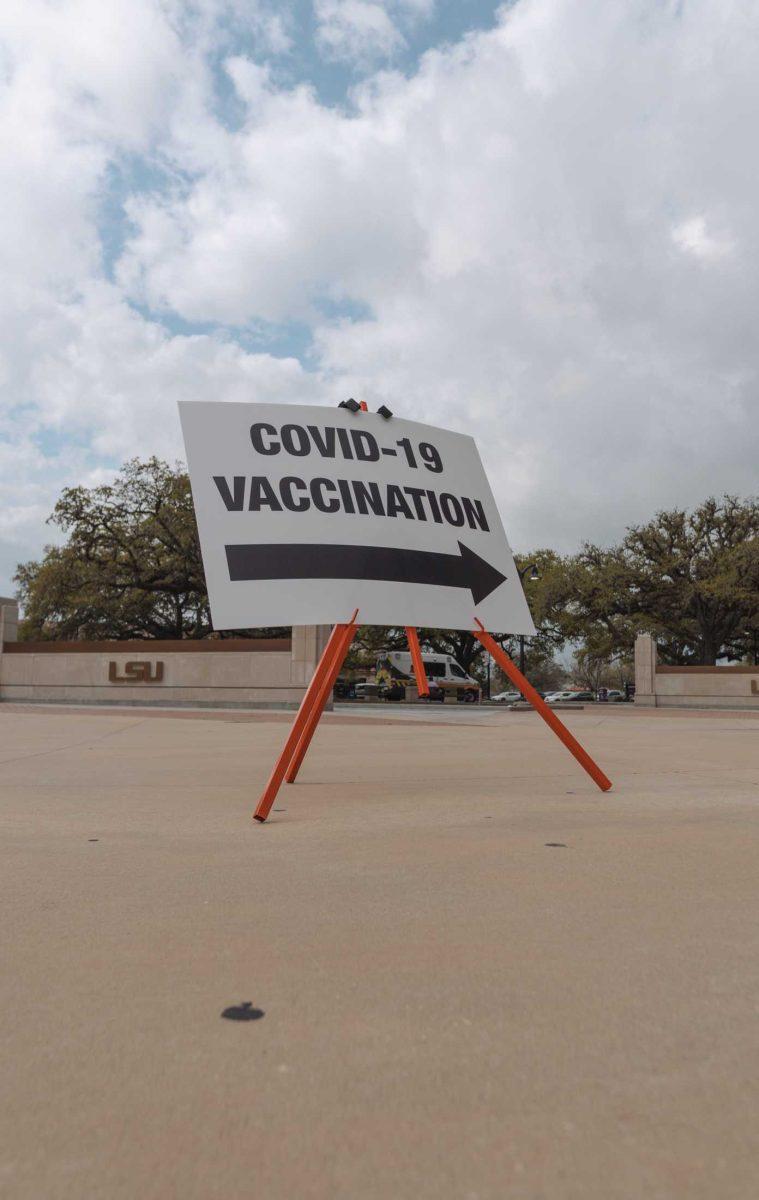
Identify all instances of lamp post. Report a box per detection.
[517,562,539,676]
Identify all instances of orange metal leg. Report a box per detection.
[473,620,612,793]
[254,619,351,823]
[405,627,430,697]
[285,619,358,783]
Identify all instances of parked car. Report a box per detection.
[603,689,626,702]
[565,691,596,702]
[491,690,522,703]
[334,677,359,699]
[544,690,575,703]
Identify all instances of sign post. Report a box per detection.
[473,621,611,792]
[179,401,612,820]
[405,627,430,698]
[282,615,359,790]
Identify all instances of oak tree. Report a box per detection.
[15,458,287,641]
[566,496,759,665]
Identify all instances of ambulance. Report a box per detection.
[372,651,480,703]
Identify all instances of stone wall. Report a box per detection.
[0,601,332,709]
[634,633,759,710]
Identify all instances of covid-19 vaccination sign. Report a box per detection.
[179,402,536,634]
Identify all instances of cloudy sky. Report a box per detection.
[1,0,758,594]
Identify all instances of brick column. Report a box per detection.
[290,626,332,685]
[0,598,19,700]
[0,598,18,644]
[634,633,657,706]
[290,624,335,709]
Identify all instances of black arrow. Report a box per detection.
[225,541,507,605]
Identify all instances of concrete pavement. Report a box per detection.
[1,704,758,1199]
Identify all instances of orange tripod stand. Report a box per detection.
[253,616,611,822]
[254,396,610,822]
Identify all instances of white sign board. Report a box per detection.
[179,402,536,634]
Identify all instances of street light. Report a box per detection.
[517,562,539,676]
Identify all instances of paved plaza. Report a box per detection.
[1,703,758,1199]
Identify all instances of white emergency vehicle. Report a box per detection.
[374,650,480,703]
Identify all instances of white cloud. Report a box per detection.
[315,1,404,63]
[314,0,436,65]
[1,0,759,595]
[0,283,326,589]
[117,1,759,539]
[672,216,734,261]
[0,0,304,588]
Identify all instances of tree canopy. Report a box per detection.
[15,458,285,640]
[563,496,759,665]
[14,459,758,669]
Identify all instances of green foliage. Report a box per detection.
[346,625,406,671]
[15,458,287,641]
[571,650,633,692]
[417,550,572,682]
[566,496,759,665]
[15,463,757,671]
